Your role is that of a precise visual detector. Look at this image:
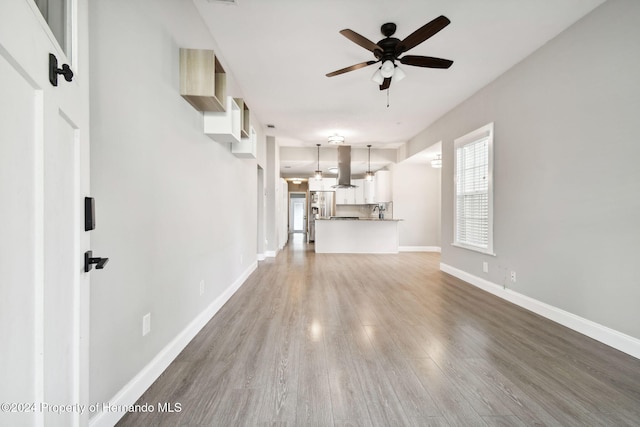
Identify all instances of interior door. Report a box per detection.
[0,1,90,426]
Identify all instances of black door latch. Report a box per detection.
[49,53,74,86]
[84,250,109,272]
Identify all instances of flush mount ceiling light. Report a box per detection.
[314,144,323,180]
[431,153,442,168]
[328,167,339,173]
[327,135,345,145]
[292,178,302,184]
[365,144,374,181]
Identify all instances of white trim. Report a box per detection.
[265,250,277,258]
[399,246,441,253]
[257,253,266,261]
[440,263,640,360]
[88,261,258,427]
[451,242,496,256]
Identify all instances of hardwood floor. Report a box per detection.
[118,234,640,426]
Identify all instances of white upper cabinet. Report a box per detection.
[308,177,336,191]
[374,170,392,202]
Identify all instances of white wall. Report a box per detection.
[89,0,263,415]
[265,136,280,256]
[393,161,441,249]
[407,0,640,342]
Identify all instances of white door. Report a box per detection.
[293,200,305,232]
[0,1,90,426]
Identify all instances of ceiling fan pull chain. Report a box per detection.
[387,88,390,108]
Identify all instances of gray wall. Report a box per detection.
[393,162,441,248]
[89,0,263,405]
[406,0,640,339]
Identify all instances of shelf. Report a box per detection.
[234,98,251,139]
[204,96,241,144]
[180,48,226,112]
[232,126,257,158]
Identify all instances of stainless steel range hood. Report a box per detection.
[332,145,356,189]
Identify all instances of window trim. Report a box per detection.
[453,122,495,256]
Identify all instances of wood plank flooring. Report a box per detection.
[117,234,640,426]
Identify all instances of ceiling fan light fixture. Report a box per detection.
[380,60,395,78]
[394,65,406,82]
[371,68,384,85]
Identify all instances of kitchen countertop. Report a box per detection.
[314,218,401,254]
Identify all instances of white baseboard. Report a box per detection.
[257,253,265,261]
[89,261,258,427]
[440,263,640,360]
[399,246,441,253]
[264,250,276,258]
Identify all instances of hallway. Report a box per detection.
[118,241,640,426]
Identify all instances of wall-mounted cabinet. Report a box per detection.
[375,170,392,202]
[336,187,355,205]
[234,98,251,138]
[353,179,376,204]
[336,179,376,205]
[180,48,226,112]
[203,96,241,143]
[308,177,336,191]
[231,126,257,158]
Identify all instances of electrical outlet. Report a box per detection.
[510,271,517,282]
[142,313,151,336]
[483,262,489,273]
[199,280,205,296]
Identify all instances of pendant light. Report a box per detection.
[314,144,322,180]
[365,144,374,181]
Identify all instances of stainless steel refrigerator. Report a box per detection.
[308,191,336,242]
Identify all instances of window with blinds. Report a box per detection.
[454,123,494,255]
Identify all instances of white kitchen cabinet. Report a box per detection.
[353,179,365,204]
[335,187,355,205]
[363,178,375,204]
[374,170,392,202]
[308,177,336,191]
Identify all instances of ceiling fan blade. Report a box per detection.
[396,15,451,55]
[379,77,391,91]
[326,60,378,77]
[400,55,453,69]
[339,29,382,53]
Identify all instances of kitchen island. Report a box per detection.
[314,218,401,254]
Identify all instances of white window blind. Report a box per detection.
[454,123,494,254]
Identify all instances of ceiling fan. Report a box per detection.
[326,15,454,90]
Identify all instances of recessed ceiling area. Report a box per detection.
[193,0,605,175]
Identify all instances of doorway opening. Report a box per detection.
[289,192,306,235]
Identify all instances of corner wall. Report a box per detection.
[393,162,441,250]
[89,0,263,419]
[408,0,640,345]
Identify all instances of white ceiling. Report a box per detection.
[193,0,604,170]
